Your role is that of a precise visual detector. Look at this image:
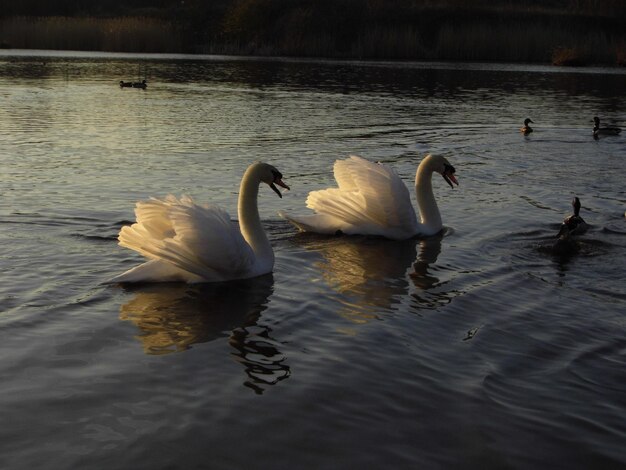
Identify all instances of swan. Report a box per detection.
[110,162,289,284]
[593,116,621,138]
[279,154,458,240]
[520,118,534,135]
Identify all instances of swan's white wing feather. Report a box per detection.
[166,199,255,276]
[118,196,255,280]
[134,195,178,239]
[305,156,417,237]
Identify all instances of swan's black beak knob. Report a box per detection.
[270,175,290,198]
[442,164,458,189]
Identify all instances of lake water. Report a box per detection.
[1,50,625,469]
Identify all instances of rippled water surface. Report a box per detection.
[1,50,625,469]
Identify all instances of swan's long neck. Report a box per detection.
[415,158,442,234]
[238,165,273,264]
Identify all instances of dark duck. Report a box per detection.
[520,118,534,135]
[554,197,588,255]
[593,116,621,139]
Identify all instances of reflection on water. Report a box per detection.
[409,234,464,311]
[119,274,288,392]
[229,325,290,395]
[293,235,418,322]
[410,234,443,289]
[119,275,274,354]
[294,232,460,320]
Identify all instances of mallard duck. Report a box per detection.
[520,118,534,135]
[593,116,621,138]
[553,197,588,256]
[556,197,588,239]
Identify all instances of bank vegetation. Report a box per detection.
[1,0,625,65]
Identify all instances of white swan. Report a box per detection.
[280,154,457,240]
[110,162,289,283]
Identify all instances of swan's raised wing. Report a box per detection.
[305,156,417,237]
[118,195,255,280]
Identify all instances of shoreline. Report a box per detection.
[3,48,626,74]
[1,10,625,67]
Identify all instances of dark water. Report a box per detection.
[1,50,625,469]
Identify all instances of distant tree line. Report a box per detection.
[2,0,625,63]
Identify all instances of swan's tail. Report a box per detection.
[108,259,204,284]
[279,211,344,235]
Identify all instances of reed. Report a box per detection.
[552,46,587,66]
[0,16,182,53]
[616,43,626,67]
[215,0,626,64]
[1,1,625,65]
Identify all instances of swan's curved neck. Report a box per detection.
[238,165,273,263]
[415,159,442,233]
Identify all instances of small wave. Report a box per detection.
[535,237,612,259]
[71,233,118,242]
[601,226,626,236]
[567,338,626,392]
[114,220,134,227]
[264,219,297,241]
[520,195,558,212]
[584,287,626,301]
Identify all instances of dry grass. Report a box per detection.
[214,0,625,64]
[1,3,625,65]
[0,17,182,53]
[552,46,587,66]
[616,43,626,67]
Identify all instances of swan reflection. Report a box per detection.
[409,234,461,310]
[229,325,290,394]
[293,235,418,322]
[119,275,289,392]
[410,235,443,289]
[295,232,457,318]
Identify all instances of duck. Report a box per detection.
[553,197,588,256]
[119,81,133,88]
[132,80,147,89]
[520,118,534,135]
[593,116,621,138]
[110,162,289,284]
[280,154,458,240]
[556,196,588,239]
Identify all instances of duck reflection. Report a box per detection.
[119,274,289,392]
[293,235,418,322]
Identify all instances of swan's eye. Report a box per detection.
[444,163,455,174]
[272,170,283,181]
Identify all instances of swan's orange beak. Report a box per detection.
[443,171,458,189]
[270,179,290,198]
[442,163,458,189]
